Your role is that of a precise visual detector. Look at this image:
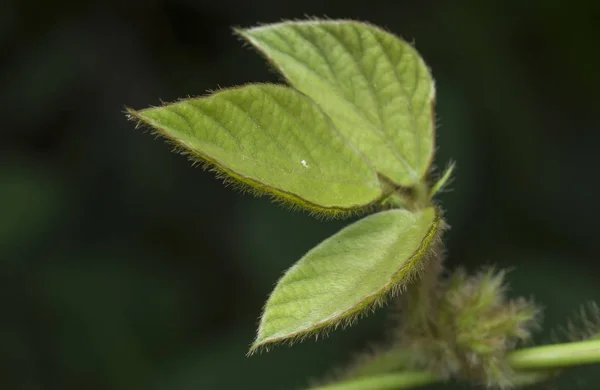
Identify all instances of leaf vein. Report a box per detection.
[321,24,417,177]
[369,30,422,175]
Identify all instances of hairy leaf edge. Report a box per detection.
[125,101,383,219]
[248,208,445,355]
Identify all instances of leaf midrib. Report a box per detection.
[249,24,424,183]
[254,209,439,346]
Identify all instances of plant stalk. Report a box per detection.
[312,339,600,389]
[508,339,600,370]
[310,372,440,390]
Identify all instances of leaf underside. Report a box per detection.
[238,20,436,188]
[128,84,383,214]
[250,207,441,353]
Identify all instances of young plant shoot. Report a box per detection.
[128,19,600,390]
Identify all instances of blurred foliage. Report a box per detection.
[1,0,599,389]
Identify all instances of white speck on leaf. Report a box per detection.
[301,160,309,168]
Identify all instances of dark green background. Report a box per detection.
[2,1,599,389]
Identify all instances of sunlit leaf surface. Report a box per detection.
[239,21,436,188]
[128,84,383,214]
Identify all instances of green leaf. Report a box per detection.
[127,84,383,215]
[238,21,436,188]
[250,207,441,353]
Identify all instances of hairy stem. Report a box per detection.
[397,239,444,337]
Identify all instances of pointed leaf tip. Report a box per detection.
[429,161,456,199]
[250,207,442,353]
[127,84,383,215]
